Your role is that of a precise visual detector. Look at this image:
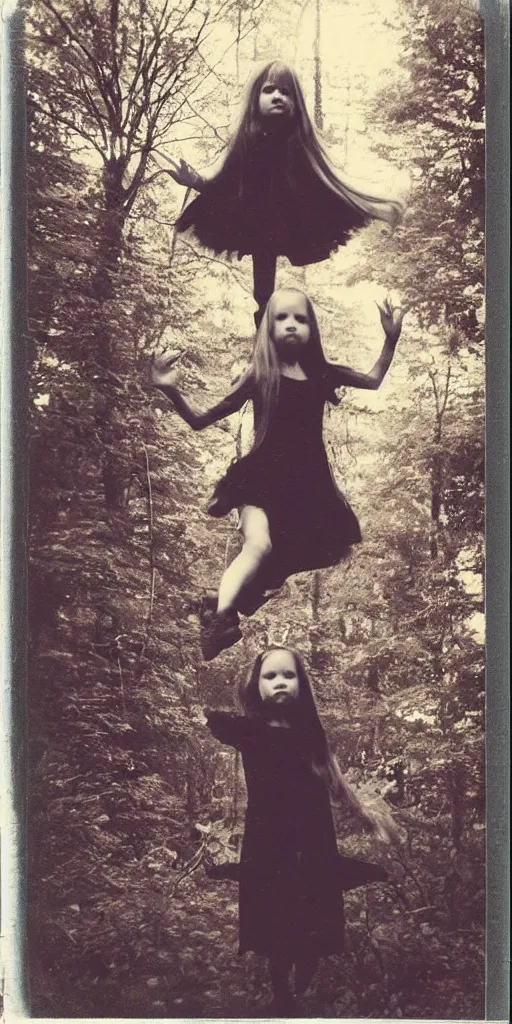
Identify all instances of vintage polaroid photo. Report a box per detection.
[0,0,509,1020]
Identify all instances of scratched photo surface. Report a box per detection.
[27,0,485,1017]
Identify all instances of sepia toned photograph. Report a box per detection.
[2,0,492,1018]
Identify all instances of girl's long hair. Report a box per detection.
[246,287,339,451]
[239,648,362,809]
[220,61,403,225]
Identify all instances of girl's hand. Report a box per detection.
[376,294,405,342]
[157,152,202,189]
[164,156,191,186]
[149,350,183,389]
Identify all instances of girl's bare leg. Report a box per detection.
[253,252,277,328]
[217,506,271,613]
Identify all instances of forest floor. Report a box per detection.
[28,872,484,1019]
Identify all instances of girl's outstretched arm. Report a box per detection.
[205,710,252,750]
[329,298,405,391]
[150,352,252,430]
[153,149,226,191]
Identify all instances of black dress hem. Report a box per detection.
[206,375,362,604]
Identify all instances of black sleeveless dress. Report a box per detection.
[208,375,362,593]
[206,713,346,958]
[176,132,369,265]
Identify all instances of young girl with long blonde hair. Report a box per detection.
[150,287,404,660]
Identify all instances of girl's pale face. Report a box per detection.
[258,649,300,704]
[258,79,295,120]
[272,291,311,349]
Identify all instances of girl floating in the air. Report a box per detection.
[205,647,397,1015]
[150,287,404,661]
[160,61,403,326]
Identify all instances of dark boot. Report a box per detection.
[200,592,218,621]
[200,599,242,661]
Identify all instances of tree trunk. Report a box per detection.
[92,161,133,509]
[430,448,443,559]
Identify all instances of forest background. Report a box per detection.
[26,0,485,1017]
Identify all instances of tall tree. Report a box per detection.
[350,0,484,344]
